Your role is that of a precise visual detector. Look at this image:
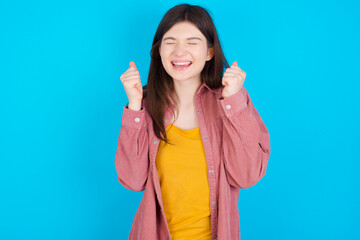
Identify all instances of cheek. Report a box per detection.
[196,46,209,59]
[159,48,171,60]
[194,49,209,62]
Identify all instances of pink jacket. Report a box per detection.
[115,81,271,240]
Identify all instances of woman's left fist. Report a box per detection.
[221,61,246,99]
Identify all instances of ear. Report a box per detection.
[206,47,214,61]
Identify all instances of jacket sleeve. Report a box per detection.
[217,86,271,189]
[114,104,149,192]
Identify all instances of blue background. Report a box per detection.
[1,0,359,239]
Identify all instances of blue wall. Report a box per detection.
[1,0,359,239]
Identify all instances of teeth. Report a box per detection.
[173,61,192,66]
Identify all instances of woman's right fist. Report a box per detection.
[120,61,143,110]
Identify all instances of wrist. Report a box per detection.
[128,101,142,111]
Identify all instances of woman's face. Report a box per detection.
[159,21,214,84]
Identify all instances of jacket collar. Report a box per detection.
[196,81,223,95]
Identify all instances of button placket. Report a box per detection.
[134,117,140,122]
[195,97,218,232]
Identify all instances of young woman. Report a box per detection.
[115,3,270,240]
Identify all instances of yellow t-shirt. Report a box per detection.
[155,122,212,240]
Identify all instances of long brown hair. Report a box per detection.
[143,3,230,144]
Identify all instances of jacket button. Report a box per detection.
[213,235,217,239]
[164,118,168,122]
[134,117,140,122]
[203,137,208,140]
[212,201,216,206]
[209,170,214,174]
[153,140,158,144]
[197,109,202,113]
[226,104,231,109]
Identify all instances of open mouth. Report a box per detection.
[171,61,193,70]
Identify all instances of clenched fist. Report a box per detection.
[221,61,246,99]
[120,61,143,111]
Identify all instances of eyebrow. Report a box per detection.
[163,37,203,41]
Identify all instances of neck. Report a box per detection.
[172,78,202,107]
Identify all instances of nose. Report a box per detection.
[173,43,187,56]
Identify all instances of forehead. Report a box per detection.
[163,21,205,39]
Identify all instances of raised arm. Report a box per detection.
[115,61,149,191]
